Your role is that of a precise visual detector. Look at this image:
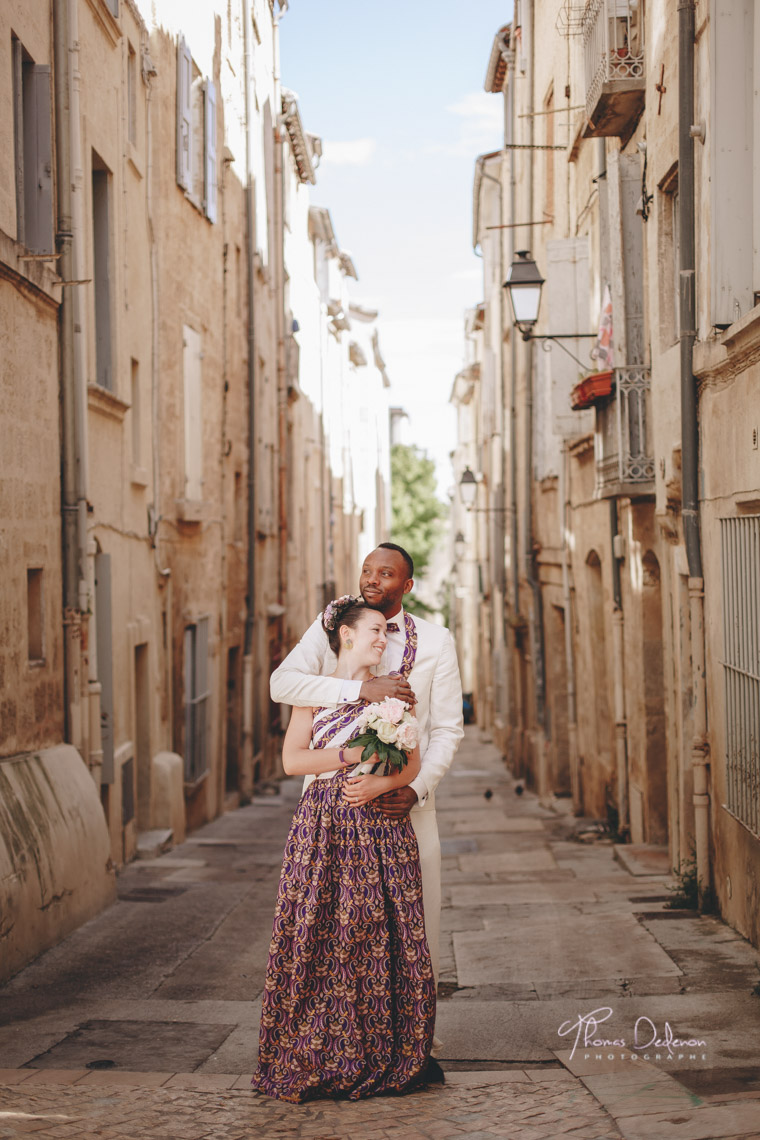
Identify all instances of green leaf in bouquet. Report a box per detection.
[361,740,376,764]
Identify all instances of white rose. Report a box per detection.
[376,720,397,744]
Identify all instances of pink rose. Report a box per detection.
[375,697,406,725]
[395,720,419,751]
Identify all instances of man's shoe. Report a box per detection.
[423,1058,445,1085]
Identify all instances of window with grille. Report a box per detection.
[184,617,210,783]
[721,516,760,836]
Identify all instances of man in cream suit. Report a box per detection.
[270,542,464,995]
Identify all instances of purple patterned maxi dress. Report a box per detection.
[251,699,436,1103]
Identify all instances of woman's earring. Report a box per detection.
[345,638,353,650]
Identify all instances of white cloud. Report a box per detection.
[321,137,377,166]
[446,91,504,135]
[424,91,503,158]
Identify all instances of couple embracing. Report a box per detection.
[252,542,464,1102]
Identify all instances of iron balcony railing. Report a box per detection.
[595,365,655,496]
[720,516,760,838]
[583,0,645,127]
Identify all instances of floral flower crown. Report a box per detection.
[322,594,363,632]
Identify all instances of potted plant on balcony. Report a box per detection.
[570,369,615,410]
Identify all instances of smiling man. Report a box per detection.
[269,542,464,1026]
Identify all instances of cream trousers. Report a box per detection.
[409,809,441,989]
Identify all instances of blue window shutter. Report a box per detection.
[176,36,192,191]
[204,79,217,223]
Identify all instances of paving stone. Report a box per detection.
[458,849,558,874]
[452,913,681,986]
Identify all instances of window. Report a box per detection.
[175,35,217,223]
[104,0,119,17]
[92,153,113,390]
[176,37,192,191]
[12,37,53,254]
[721,516,760,837]
[658,166,679,347]
[184,618,210,783]
[183,325,203,500]
[127,42,137,145]
[203,79,217,222]
[544,85,555,223]
[130,357,140,464]
[27,568,43,662]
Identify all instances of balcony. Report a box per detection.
[594,366,655,498]
[583,0,645,141]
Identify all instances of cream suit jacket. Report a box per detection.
[270,611,464,812]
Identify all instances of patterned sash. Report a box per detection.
[312,611,418,748]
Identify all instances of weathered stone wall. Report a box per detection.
[0,746,115,983]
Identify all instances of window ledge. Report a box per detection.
[88,383,129,422]
[84,0,121,46]
[720,303,760,359]
[735,492,760,513]
[175,498,207,523]
[127,142,144,179]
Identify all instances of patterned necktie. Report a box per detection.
[386,622,400,632]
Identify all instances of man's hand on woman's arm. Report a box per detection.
[359,675,417,707]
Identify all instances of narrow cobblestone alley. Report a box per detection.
[2,728,760,1139]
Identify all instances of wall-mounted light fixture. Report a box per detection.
[503,250,597,368]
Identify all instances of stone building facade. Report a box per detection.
[452,0,760,948]
[0,0,391,980]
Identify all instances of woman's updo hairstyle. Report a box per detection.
[322,594,366,656]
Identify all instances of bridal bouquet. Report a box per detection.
[346,698,419,774]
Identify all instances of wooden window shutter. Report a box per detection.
[204,79,217,223]
[176,36,192,191]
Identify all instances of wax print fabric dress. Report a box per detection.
[252,617,435,1103]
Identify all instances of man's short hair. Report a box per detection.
[377,541,414,579]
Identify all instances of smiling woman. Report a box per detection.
[252,593,433,1102]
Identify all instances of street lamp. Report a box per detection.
[503,250,544,340]
[454,531,466,558]
[503,249,597,365]
[459,467,478,511]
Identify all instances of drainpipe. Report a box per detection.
[560,442,580,808]
[522,0,547,742]
[609,498,629,836]
[54,0,89,760]
[506,48,519,622]
[274,10,288,684]
[480,161,506,736]
[678,0,709,901]
[241,0,257,797]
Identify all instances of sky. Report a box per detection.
[279,1,514,494]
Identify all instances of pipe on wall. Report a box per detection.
[560,442,580,809]
[241,0,257,795]
[678,0,710,902]
[54,0,89,759]
[609,498,629,835]
[522,0,547,740]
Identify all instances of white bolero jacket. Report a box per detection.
[270,611,464,812]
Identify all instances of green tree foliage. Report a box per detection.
[390,445,445,615]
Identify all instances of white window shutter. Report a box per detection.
[204,79,217,223]
[176,36,192,191]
